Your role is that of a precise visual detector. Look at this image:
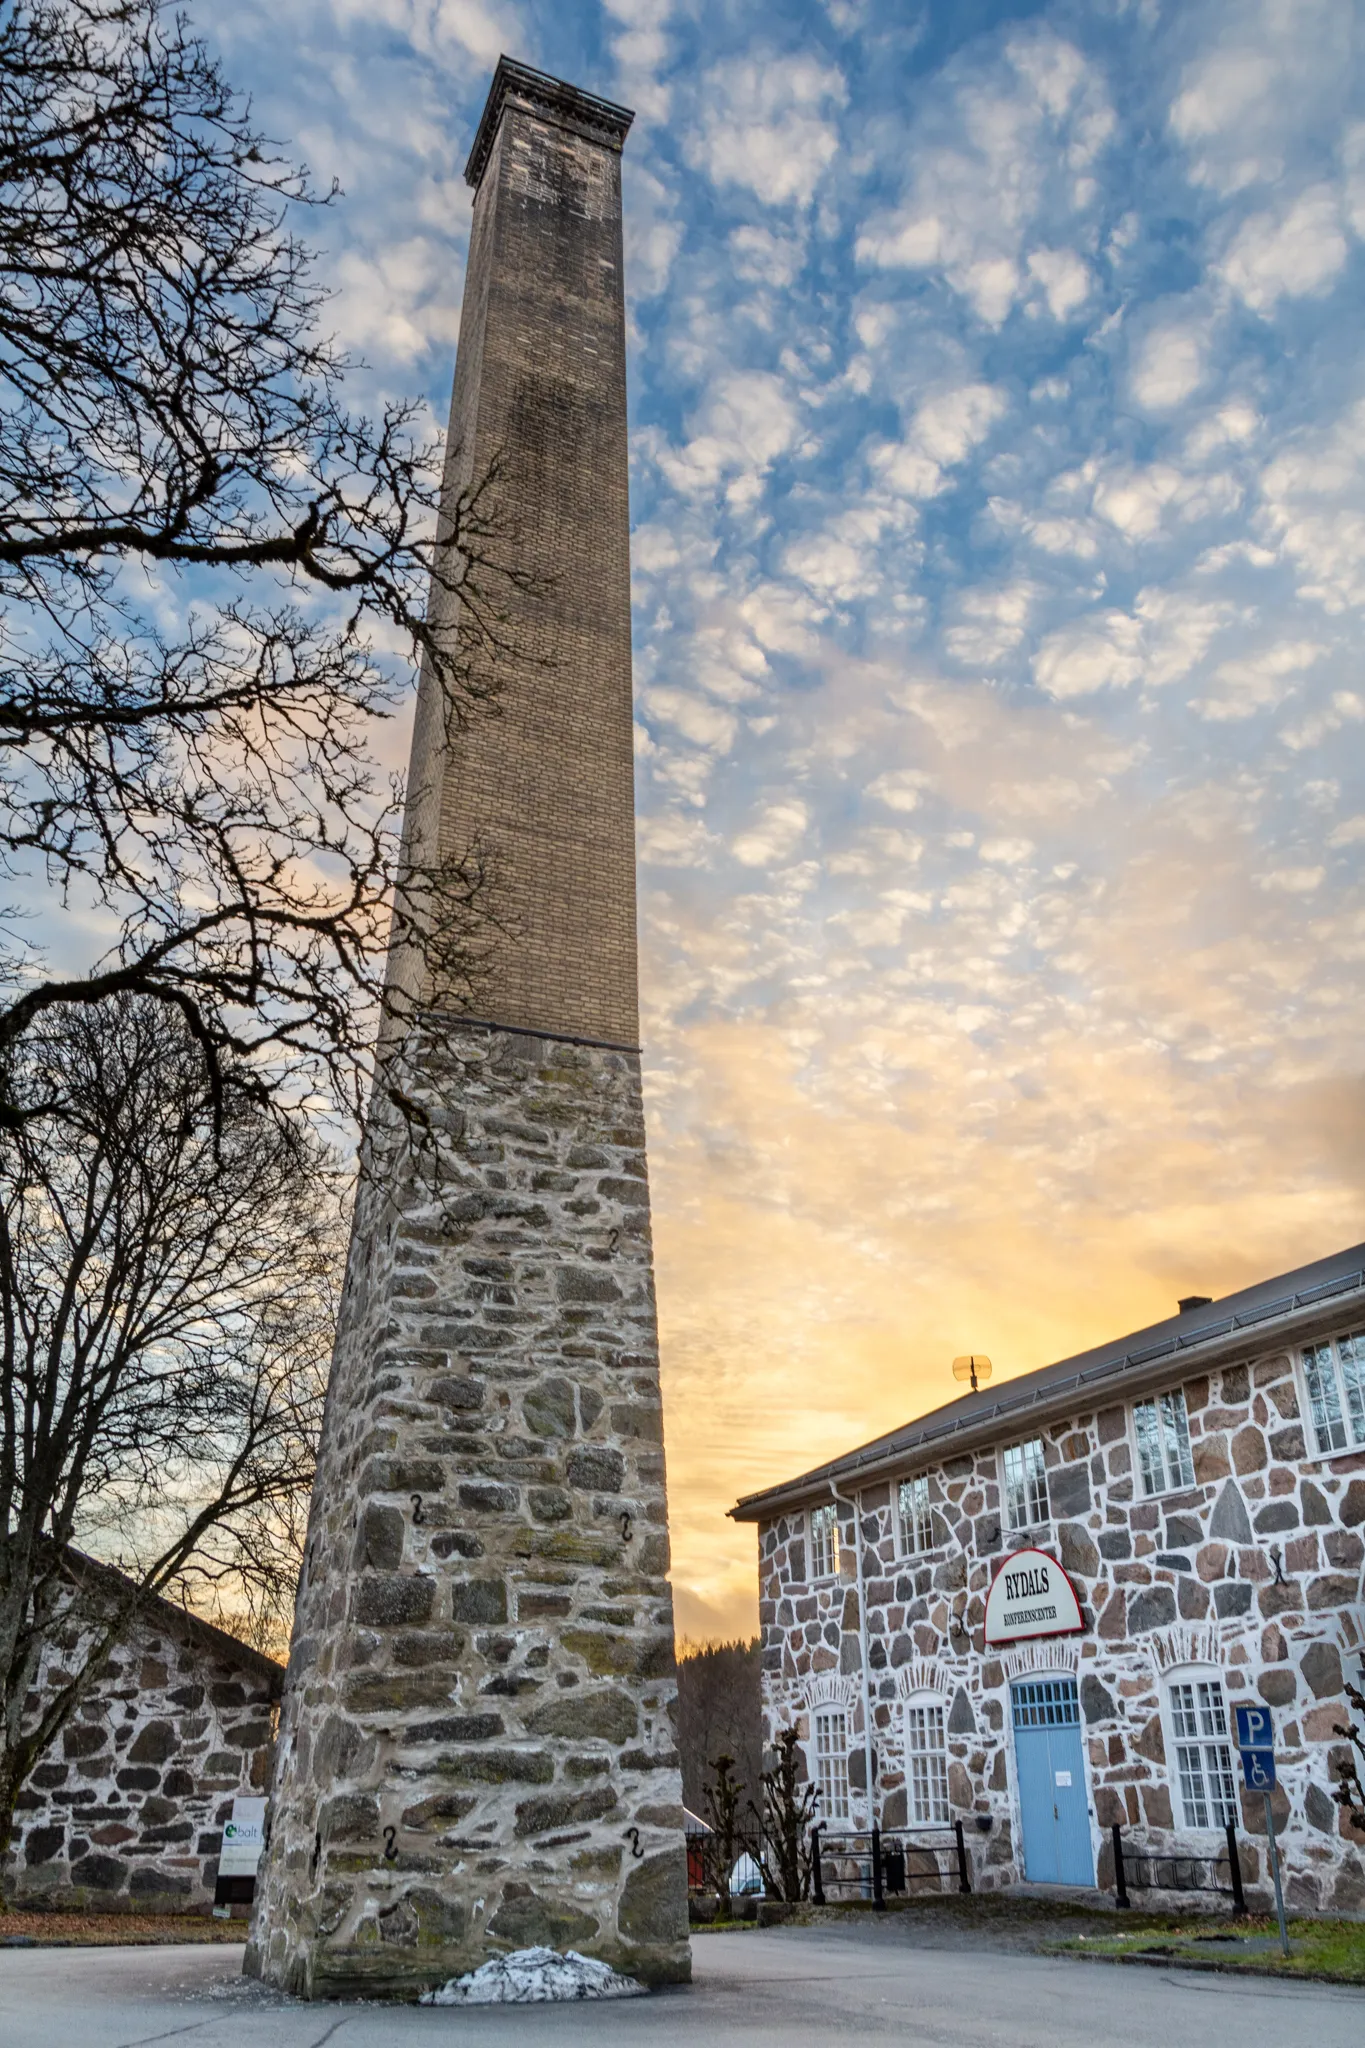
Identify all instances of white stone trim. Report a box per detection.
[1146,1624,1225,1677]
[893,1660,951,1701]
[999,1639,1081,1682]
[804,1672,857,1711]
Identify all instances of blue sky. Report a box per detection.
[223,0,1365,1638]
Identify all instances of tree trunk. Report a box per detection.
[0,1740,36,1910]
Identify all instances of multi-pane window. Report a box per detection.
[1133,1389,1196,1496]
[1002,1437,1048,1529]
[1167,1677,1237,1830]
[898,1474,933,1555]
[813,1709,849,1821]
[809,1502,840,1580]
[904,1700,949,1824]
[1302,1334,1365,1456]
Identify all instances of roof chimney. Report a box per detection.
[1178,1294,1213,1314]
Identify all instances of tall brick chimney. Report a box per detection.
[246,60,690,2001]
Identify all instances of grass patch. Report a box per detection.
[1050,1913,1365,1983]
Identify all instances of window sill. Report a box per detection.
[1135,1481,1202,1506]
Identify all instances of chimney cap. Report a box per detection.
[466,56,634,190]
[1178,1294,1213,1314]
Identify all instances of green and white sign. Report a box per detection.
[218,1796,268,1879]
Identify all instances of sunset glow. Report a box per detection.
[220,0,1365,1643]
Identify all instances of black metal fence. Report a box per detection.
[687,1819,972,1910]
[1110,1822,1246,1914]
[811,1823,971,1907]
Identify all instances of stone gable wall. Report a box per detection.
[758,1333,1365,1915]
[11,1601,280,1911]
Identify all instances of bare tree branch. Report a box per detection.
[0,0,521,1126]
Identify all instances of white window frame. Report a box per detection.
[1161,1667,1238,1833]
[1298,1332,1365,1458]
[897,1472,935,1556]
[903,1693,949,1825]
[1131,1387,1197,1499]
[808,1501,840,1582]
[1001,1436,1049,1531]
[812,1708,850,1822]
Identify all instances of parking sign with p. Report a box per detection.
[1233,1703,1274,1753]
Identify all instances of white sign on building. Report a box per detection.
[984,1547,1084,1645]
[219,1795,268,1876]
[214,1795,269,1913]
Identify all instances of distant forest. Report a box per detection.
[675,1637,762,1817]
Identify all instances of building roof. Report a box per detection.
[730,1239,1365,1523]
[59,1549,286,1696]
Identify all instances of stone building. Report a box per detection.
[731,1242,1365,1914]
[247,59,689,1999]
[11,1554,281,1911]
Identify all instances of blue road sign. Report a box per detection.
[1234,1703,1275,1753]
[1241,1747,1277,1791]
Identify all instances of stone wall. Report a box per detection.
[11,1583,281,1911]
[758,1334,1365,1914]
[247,1022,689,1997]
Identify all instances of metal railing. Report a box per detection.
[811,1822,971,1908]
[1110,1822,1246,1914]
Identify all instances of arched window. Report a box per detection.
[1162,1668,1236,1830]
[903,1694,949,1825]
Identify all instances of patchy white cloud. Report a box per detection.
[856,28,1114,325]
[1167,0,1354,194]
[1034,612,1143,700]
[943,581,1037,668]
[657,370,801,504]
[1195,639,1330,721]
[1033,588,1235,701]
[1259,397,1365,612]
[873,381,1010,498]
[732,798,809,866]
[1216,185,1351,312]
[688,53,847,207]
[1026,246,1092,321]
[638,810,720,866]
[866,769,928,815]
[1128,318,1211,412]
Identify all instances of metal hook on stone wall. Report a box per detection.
[619,1510,633,1543]
[1269,1545,1286,1587]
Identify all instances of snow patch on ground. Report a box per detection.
[421,1946,647,2005]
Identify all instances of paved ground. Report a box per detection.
[1,1919,1362,2047]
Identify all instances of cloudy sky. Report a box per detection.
[223,0,1365,1642]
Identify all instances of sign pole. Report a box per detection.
[1263,1790,1289,1957]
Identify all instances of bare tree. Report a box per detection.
[699,1751,746,1917]
[751,1726,816,1903]
[0,0,515,1129]
[0,993,337,1887]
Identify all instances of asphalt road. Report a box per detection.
[1,1922,1361,2047]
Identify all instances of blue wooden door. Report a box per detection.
[1012,1678,1093,1885]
